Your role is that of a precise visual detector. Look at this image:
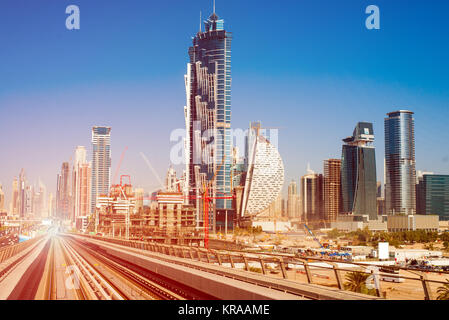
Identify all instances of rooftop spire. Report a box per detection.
[213,0,216,14]
[199,11,202,32]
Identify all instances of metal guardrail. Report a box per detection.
[75,234,449,300]
[0,235,45,264]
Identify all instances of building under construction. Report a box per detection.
[95,186,196,240]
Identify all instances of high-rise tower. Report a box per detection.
[301,172,324,223]
[287,180,299,219]
[91,127,111,213]
[18,169,26,217]
[341,122,377,220]
[73,146,91,223]
[11,178,19,216]
[0,184,5,213]
[324,159,342,222]
[56,162,71,220]
[184,7,232,230]
[384,110,416,215]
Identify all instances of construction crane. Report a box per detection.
[304,224,325,249]
[111,146,128,187]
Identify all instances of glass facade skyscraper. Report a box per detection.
[91,126,111,214]
[416,174,449,220]
[341,122,377,220]
[301,173,324,223]
[184,10,232,229]
[384,110,416,215]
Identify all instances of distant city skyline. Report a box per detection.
[1,0,449,207]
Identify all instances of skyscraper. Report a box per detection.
[341,122,377,220]
[11,178,19,216]
[416,174,449,219]
[301,172,324,223]
[385,110,416,215]
[18,168,26,217]
[0,184,5,213]
[184,7,232,229]
[416,170,434,214]
[91,126,111,213]
[240,124,284,218]
[48,193,54,217]
[324,159,342,222]
[73,146,91,223]
[56,162,71,220]
[287,180,299,219]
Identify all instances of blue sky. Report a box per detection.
[0,0,448,203]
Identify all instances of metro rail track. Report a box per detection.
[64,236,217,300]
[65,237,184,300]
[59,237,127,300]
[43,237,90,300]
[0,238,46,285]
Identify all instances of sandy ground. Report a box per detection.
[224,233,449,300]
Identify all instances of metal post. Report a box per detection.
[302,260,313,284]
[421,274,433,300]
[371,269,382,297]
[259,258,266,275]
[279,257,288,279]
[229,254,235,268]
[330,262,343,290]
[215,251,222,265]
[241,254,249,271]
[225,210,228,238]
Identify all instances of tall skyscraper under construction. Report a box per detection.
[184,7,232,230]
[324,159,342,222]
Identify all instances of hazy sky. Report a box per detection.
[1,0,448,205]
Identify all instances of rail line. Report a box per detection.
[65,237,185,300]
[60,237,126,300]
[65,236,216,300]
[0,238,46,283]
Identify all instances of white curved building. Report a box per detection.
[241,129,284,217]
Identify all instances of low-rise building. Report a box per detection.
[439,220,449,232]
[387,215,439,232]
[331,215,387,232]
[390,248,442,262]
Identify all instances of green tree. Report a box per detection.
[437,279,449,300]
[443,241,449,251]
[440,232,449,242]
[344,271,371,294]
[327,228,341,239]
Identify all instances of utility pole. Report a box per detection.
[225,209,228,238]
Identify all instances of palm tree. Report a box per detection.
[344,271,370,293]
[437,279,449,300]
